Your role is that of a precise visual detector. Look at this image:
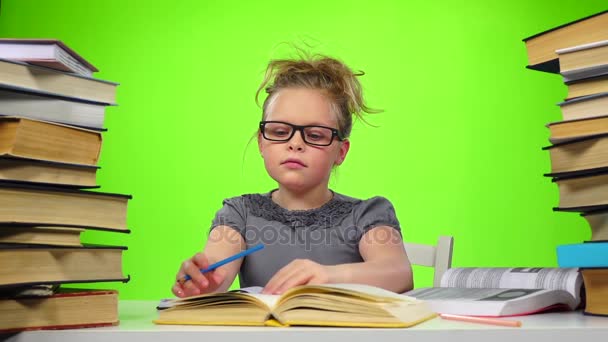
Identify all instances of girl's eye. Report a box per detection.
[306,131,327,141]
[273,129,289,136]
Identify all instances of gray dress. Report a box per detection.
[210,190,401,287]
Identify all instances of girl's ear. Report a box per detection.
[334,139,350,165]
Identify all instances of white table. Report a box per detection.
[3,300,608,342]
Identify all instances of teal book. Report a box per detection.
[556,242,608,267]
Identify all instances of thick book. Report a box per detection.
[565,74,608,99]
[557,241,608,267]
[0,225,83,246]
[557,39,608,75]
[0,116,102,166]
[155,284,436,328]
[405,267,582,317]
[581,268,608,316]
[543,134,608,176]
[0,87,108,130]
[558,92,608,122]
[553,172,608,210]
[0,288,118,333]
[0,58,117,104]
[0,155,98,188]
[522,10,608,73]
[0,39,98,77]
[0,182,131,231]
[0,244,128,287]
[547,115,608,144]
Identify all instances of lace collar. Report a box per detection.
[242,190,356,229]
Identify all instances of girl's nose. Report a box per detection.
[288,130,306,151]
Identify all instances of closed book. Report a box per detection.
[553,172,608,210]
[565,74,608,99]
[556,242,608,268]
[0,86,108,130]
[547,115,608,144]
[0,156,98,188]
[557,39,608,74]
[581,268,608,316]
[558,92,608,122]
[0,58,117,104]
[0,225,83,247]
[0,244,128,287]
[0,288,118,333]
[0,116,102,166]
[155,284,436,328]
[0,182,131,231]
[0,38,98,77]
[523,10,608,73]
[543,134,608,176]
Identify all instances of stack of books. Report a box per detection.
[523,10,608,317]
[0,39,131,332]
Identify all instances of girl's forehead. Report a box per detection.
[265,88,338,126]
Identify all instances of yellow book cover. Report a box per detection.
[154,284,436,328]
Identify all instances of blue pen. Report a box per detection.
[180,243,264,283]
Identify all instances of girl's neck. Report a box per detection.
[271,186,333,211]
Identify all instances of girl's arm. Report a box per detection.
[262,226,412,294]
[172,225,245,297]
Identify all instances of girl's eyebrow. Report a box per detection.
[269,119,336,127]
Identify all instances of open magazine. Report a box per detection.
[405,267,582,317]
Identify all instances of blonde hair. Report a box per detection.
[255,53,380,138]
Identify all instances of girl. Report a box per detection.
[172,54,413,297]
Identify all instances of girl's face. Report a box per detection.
[258,88,350,193]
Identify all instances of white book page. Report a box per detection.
[439,267,582,302]
[407,287,543,301]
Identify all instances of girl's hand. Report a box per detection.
[172,253,226,297]
[262,259,333,294]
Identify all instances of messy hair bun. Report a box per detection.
[256,53,380,138]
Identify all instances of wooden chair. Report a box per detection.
[404,236,454,287]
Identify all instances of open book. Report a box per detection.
[405,267,582,317]
[155,284,436,328]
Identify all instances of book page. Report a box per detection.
[440,267,582,301]
[408,287,544,301]
[319,283,409,300]
[157,290,278,311]
[231,286,263,294]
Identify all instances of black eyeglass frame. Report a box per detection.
[259,121,345,146]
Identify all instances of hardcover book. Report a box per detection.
[0,244,129,288]
[0,181,131,231]
[0,288,118,333]
[0,58,117,104]
[0,116,102,166]
[523,10,608,73]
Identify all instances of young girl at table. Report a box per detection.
[172,53,413,297]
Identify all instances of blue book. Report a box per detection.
[557,242,608,267]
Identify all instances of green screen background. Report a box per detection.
[1,0,606,300]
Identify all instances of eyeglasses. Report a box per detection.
[259,121,344,147]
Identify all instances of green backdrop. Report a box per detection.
[1,0,606,300]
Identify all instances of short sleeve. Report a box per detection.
[353,196,401,238]
[210,196,247,238]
